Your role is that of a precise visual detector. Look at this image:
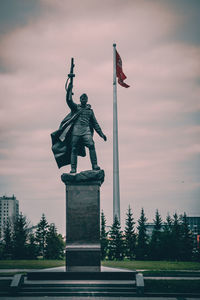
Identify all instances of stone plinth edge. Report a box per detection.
[61,169,105,186]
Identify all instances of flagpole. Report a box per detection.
[113,43,120,223]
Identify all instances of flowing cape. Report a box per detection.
[51,107,94,168]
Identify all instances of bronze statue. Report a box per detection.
[51,58,107,173]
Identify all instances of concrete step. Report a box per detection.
[22,279,137,295]
[22,285,136,291]
[24,280,136,286]
[19,280,138,297]
[27,271,137,281]
[19,290,138,297]
[10,271,144,297]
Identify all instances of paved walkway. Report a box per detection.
[0,297,200,300]
[0,266,131,273]
[41,266,131,272]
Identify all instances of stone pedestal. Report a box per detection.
[61,170,104,272]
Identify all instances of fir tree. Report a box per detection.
[180,212,193,261]
[2,220,13,259]
[160,213,173,260]
[100,210,108,260]
[171,213,182,260]
[149,209,162,260]
[26,233,38,259]
[13,213,29,259]
[0,241,3,260]
[36,214,49,258]
[45,223,65,259]
[108,216,124,260]
[164,213,172,232]
[124,205,136,260]
[136,208,148,260]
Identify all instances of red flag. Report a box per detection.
[116,50,130,88]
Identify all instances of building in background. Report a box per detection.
[187,216,200,248]
[0,195,19,238]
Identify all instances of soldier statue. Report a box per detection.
[51,58,107,173]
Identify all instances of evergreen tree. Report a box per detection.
[149,209,162,260]
[36,214,49,258]
[45,223,65,259]
[2,220,13,259]
[171,213,182,260]
[136,208,148,260]
[124,205,136,260]
[0,241,3,260]
[161,213,174,260]
[26,233,39,259]
[100,210,108,260]
[180,213,193,261]
[13,213,29,259]
[193,246,200,262]
[108,216,124,260]
[164,213,172,233]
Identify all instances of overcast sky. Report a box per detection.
[0,0,200,234]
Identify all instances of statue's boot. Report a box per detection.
[89,147,100,171]
[70,152,77,173]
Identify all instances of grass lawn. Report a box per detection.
[102,260,200,271]
[0,259,200,271]
[0,260,65,269]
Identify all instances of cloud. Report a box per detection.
[0,0,42,35]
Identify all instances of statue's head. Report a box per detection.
[80,93,88,105]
